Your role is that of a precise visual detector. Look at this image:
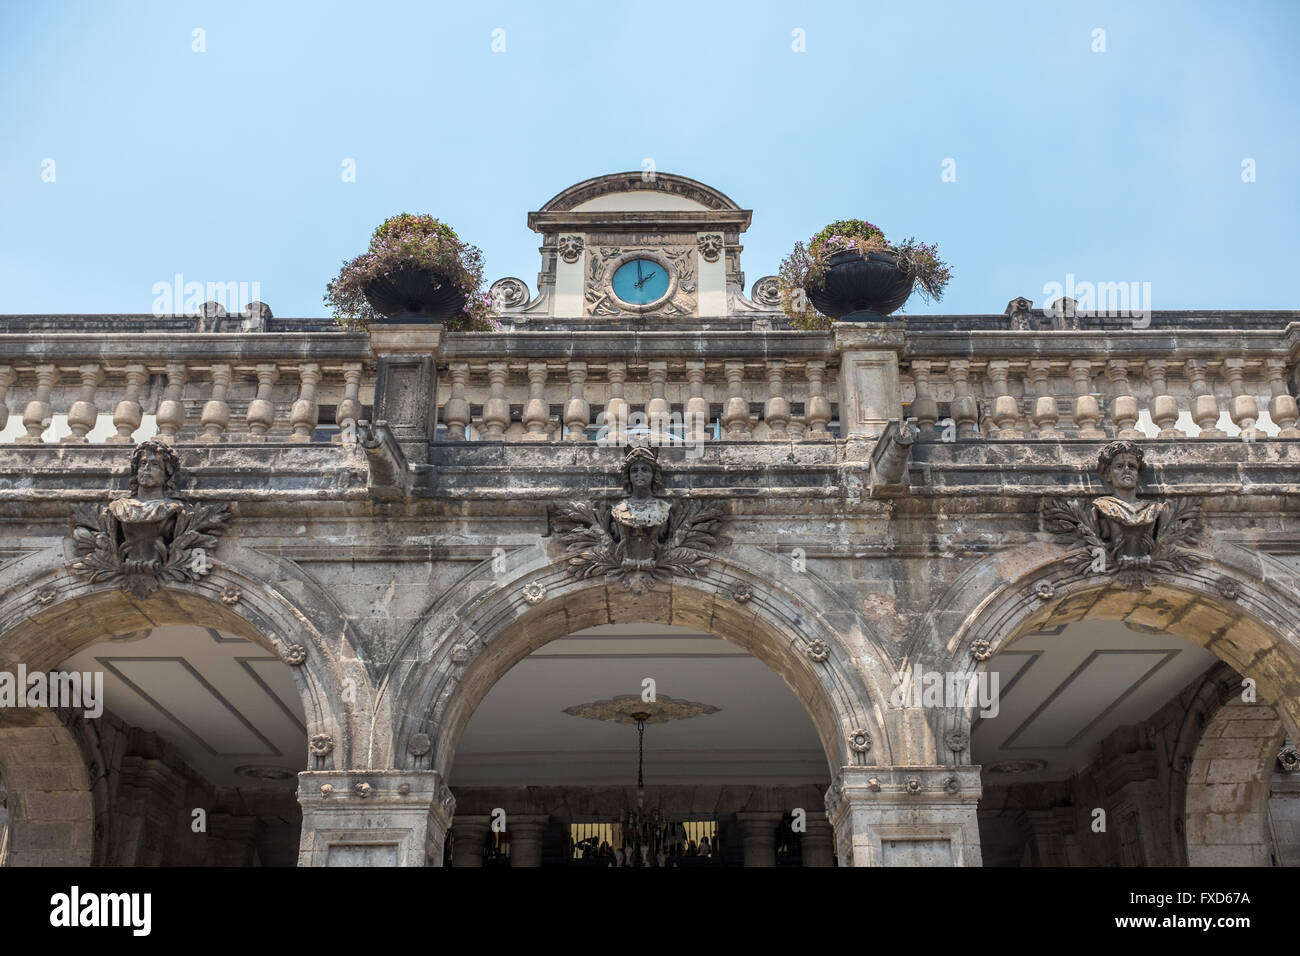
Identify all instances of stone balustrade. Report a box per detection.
[901,328,1300,441]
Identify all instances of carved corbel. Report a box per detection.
[870,420,916,494]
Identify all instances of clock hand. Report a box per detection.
[636,260,644,282]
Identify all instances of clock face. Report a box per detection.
[611,257,670,306]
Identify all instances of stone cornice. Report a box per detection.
[0,332,370,366]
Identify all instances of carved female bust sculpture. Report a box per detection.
[107,439,185,575]
[1092,440,1166,571]
[610,445,672,571]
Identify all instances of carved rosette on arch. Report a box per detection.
[1043,440,1204,591]
[68,439,231,600]
[554,444,726,596]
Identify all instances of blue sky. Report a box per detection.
[1,0,1296,317]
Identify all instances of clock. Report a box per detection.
[611,257,670,306]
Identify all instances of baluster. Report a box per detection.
[1106,359,1142,439]
[764,360,790,440]
[17,364,57,443]
[603,362,628,444]
[1186,360,1225,437]
[288,363,321,442]
[564,362,589,441]
[1266,359,1300,438]
[61,364,103,443]
[1222,358,1259,439]
[336,363,363,440]
[200,364,233,442]
[1068,360,1105,439]
[441,363,470,440]
[909,360,937,437]
[1027,361,1062,438]
[722,360,752,439]
[646,361,670,441]
[108,364,147,443]
[987,360,1023,439]
[800,361,832,442]
[1144,359,1182,439]
[522,362,550,441]
[155,363,188,442]
[482,362,510,440]
[684,361,709,443]
[0,365,13,434]
[948,360,979,439]
[246,364,279,441]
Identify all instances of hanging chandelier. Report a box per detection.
[563,693,719,867]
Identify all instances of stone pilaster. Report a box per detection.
[825,767,983,866]
[297,770,455,867]
[368,324,441,466]
[834,324,905,455]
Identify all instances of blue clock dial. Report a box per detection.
[612,257,670,306]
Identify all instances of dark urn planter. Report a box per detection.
[362,266,468,323]
[805,250,914,322]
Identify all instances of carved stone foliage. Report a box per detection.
[554,445,725,595]
[1043,441,1203,591]
[68,440,230,600]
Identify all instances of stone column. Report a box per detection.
[297,770,455,867]
[506,814,550,868]
[801,816,836,867]
[451,815,492,868]
[825,768,983,867]
[735,810,783,867]
[835,325,905,455]
[368,324,442,465]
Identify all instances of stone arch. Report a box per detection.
[918,541,1300,762]
[382,555,891,782]
[0,545,379,856]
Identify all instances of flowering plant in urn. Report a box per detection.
[325,213,501,331]
[778,219,951,329]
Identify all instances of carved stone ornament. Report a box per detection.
[354,782,372,798]
[558,234,585,264]
[752,276,781,308]
[449,644,471,665]
[488,276,529,309]
[1033,581,1057,600]
[35,586,57,606]
[522,581,546,605]
[220,585,241,605]
[945,730,969,753]
[1279,745,1300,773]
[867,777,882,792]
[905,776,922,793]
[555,444,725,595]
[1216,577,1241,601]
[969,638,994,662]
[804,639,830,663]
[731,585,752,603]
[308,733,334,757]
[408,733,432,757]
[1044,441,1203,591]
[438,781,456,812]
[697,233,723,263]
[68,440,231,600]
[848,729,872,754]
[944,776,961,793]
[282,643,308,666]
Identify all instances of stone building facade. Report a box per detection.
[1,172,1299,866]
